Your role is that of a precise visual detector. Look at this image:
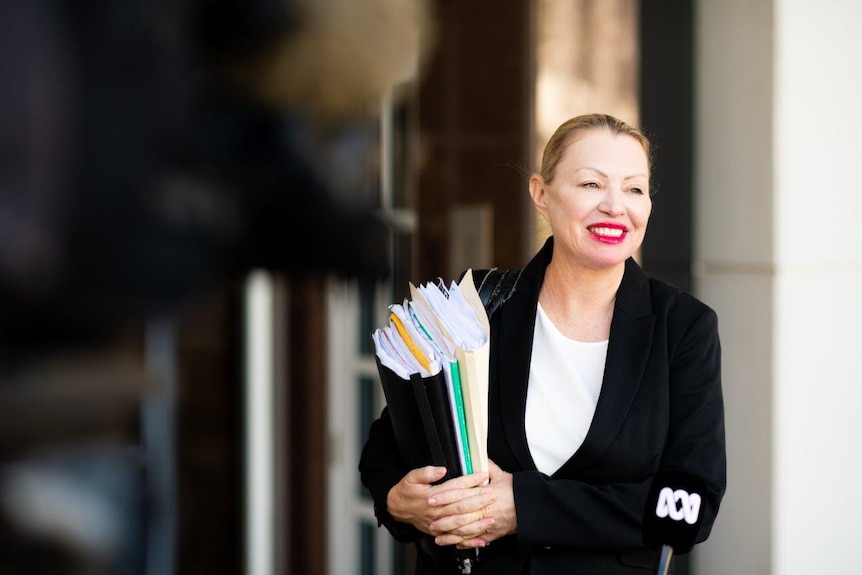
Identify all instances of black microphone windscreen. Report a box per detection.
[642,469,708,554]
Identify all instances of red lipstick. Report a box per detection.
[588,222,628,244]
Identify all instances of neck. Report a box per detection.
[544,258,625,306]
[538,259,625,341]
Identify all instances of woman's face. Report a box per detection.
[530,128,652,270]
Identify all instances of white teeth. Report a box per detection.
[590,226,625,237]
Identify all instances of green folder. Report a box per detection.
[448,359,473,474]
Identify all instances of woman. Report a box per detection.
[359,113,726,573]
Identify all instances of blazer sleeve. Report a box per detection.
[358,406,425,543]
[512,306,726,550]
[658,305,726,543]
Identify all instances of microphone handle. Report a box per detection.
[657,544,674,575]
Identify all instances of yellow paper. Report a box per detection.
[454,270,490,476]
[389,311,432,373]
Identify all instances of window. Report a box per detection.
[327,84,417,575]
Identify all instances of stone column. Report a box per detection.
[694,1,862,573]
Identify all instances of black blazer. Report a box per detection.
[359,237,726,574]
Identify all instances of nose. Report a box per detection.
[598,186,625,217]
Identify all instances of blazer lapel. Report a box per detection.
[555,257,656,476]
[493,239,550,471]
[492,240,657,476]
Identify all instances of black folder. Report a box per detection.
[374,356,463,482]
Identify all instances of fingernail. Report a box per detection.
[428,497,437,505]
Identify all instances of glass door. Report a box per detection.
[326,85,417,575]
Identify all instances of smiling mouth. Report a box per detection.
[588,225,627,238]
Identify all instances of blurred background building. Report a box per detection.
[2,1,861,574]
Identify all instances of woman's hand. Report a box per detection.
[386,466,492,535]
[428,460,517,548]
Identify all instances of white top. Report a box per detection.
[524,303,609,476]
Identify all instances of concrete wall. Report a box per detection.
[773,2,862,573]
[694,1,862,573]
[694,1,774,573]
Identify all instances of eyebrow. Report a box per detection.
[575,166,649,180]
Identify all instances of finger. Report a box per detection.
[455,536,488,549]
[431,515,495,538]
[428,480,491,506]
[428,494,495,531]
[460,470,491,487]
[442,471,490,491]
[435,523,493,547]
[456,527,499,549]
[432,512,495,536]
[406,466,447,486]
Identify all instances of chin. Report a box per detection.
[590,259,628,270]
[583,248,633,269]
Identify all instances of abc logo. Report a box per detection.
[655,487,701,525]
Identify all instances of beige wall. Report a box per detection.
[694,1,774,573]
[532,0,640,249]
[694,1,862,573]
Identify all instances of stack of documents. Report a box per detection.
[372,270,490,481]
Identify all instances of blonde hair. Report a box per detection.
[539,114,652,182]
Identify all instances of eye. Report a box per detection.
[629,186,645,196]
[581,181,599,189]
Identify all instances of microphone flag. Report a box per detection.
[642,469,708,555]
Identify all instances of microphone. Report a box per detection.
[642,469,708,575]
[455,548,478,574]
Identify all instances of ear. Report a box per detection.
[529,174,549,220]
